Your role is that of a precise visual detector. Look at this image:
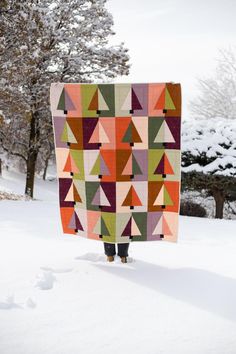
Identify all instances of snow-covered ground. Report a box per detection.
[0,171,236,354]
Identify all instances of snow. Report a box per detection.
[0,171,236,354]
[182,118,236,176]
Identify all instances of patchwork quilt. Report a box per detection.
[50,83,181,243]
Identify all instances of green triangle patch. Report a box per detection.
[165,88,176,110]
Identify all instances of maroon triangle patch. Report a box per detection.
[132,89,142,110]
[121,217,132,236]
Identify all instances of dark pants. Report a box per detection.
[103,242,130,257]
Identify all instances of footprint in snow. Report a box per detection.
[75,252,106,262]
[75,252,134,264]
[40,266,73,273]
[34,270,56,290]
[26,297,37,309]
[0,295,23,310]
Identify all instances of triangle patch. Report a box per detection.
[63,153,79,173]
[152,215,163,235]
[68,211,84,231]
[93,216,110,236]
[162,215,172,235]
[164,186,174,205]
[131,216,142,236]
[64,181,74,202]
[152,214,172,235]
[121,90,131,111]
[91,186,111,206]
[132,154,142,175]
[153,185,164,206]
[122,120,142,143]
[90,153,110,176]
[89,121,110,144]
[98,89,109,110]
[121,153,142,176]
[57,88,76,111]
[88,89,98,111]
[121,217,131,236]
[132,88,142,110]
[154,88,165,110]
[154,87,175,110]
[61,122,77,143]
[154,153,174,175]
[165,87,176,110]
[101,217,110,236]
[154,120,175,143]
[64,181,82,203]
[122,154,132,175]
[122,186,142,207]
[121,216,142,236]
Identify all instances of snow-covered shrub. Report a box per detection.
[181,118,236,219]
[180,200,207,218]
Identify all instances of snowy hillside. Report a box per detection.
[0,171,236,354]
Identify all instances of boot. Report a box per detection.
[107,255,115,262]
[120,256,127,263]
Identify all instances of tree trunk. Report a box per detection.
[0,158,2,176]
[213,190,225,219]
[43,157,49,181]
[25,150,38,198]
[24,111,40,198]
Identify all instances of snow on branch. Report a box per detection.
[182,118,236,177]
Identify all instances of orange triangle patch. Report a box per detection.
[154,88,165,110]
[88,89,98,110]
[162,215,172,235]
[63,153,79,173]
[73,184,82,202]
[164,154,174,174]
[122,186,142,206]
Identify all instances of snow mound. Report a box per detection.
[34,271,57,290]
[0,187,26,201]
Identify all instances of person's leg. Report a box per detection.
[117,243,130,259]
[103,242,116,261]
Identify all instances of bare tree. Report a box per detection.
[190,47,236,120]
[0,0,130,198]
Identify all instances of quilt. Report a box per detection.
[50,82,181,243]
